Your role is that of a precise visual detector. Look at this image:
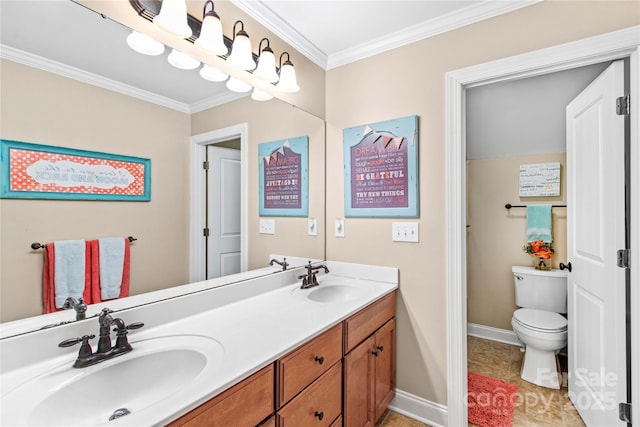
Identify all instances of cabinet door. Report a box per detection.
[343,335,375,427]
[373,319,396,421]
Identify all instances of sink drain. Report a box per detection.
[109,408,131,421]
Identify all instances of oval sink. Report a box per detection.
[2,335,223,426]
[307,284,365,303]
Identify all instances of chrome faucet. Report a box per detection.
[298,261,330,289]
[63,297,87,321]
[59,308,144,368]
[269,257,289,271]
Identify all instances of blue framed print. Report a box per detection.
[343,115,419,217]
[0,139,151,201]
[258,136,309,217]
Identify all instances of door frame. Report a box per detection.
[190,123,248,282]
[445,27,640,426]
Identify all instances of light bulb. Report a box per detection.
[153,0,192,38]
[168,49,200,70]
[251,88,273,101]
[226,77,252,93]
[126,31,165,56]
[200,65,228,82]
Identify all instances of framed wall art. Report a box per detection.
[343,115,419,217]
[0,139,151,201]
[258,136,308,217]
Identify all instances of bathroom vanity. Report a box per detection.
[0,261,398,427]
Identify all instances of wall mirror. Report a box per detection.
[0,0,325,335]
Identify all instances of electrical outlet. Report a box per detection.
[392,222,419,242]
[335,219,345,237]
[308,219,317,236]
[259,219,275,234]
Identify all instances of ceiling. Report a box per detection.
[0,0,540,113]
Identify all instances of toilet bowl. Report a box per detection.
[511,266,568,389]
[512,308,567,389]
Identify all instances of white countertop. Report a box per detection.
[0,261,397,426]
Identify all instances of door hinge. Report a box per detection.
[616,95,630,115]
[619,402,631,423]
[203,161,209,170]
[203,227,209,237]
[617,249,630,269]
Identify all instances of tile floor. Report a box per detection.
[375,336,587,427]
[467,335,586,427]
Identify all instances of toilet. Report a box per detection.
[511,265,568,389]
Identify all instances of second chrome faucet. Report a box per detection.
[59,308,144,368]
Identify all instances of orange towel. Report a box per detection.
[89,238,130,304]
[42,241,92,314]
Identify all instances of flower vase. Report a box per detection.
[534,257,552,271]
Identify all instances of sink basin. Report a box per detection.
[2,335,224,426]
[291,280,366,303]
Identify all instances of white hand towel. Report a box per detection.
[54,240,86,308]
[99,237,126,300]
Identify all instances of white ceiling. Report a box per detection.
[0,0,540,112]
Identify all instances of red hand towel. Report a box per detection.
[42,241,92,314]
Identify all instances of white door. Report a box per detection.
[566,60,626,426]
[206,145,241,279]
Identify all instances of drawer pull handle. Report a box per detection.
[314,411,324,420]
[377,345,384,352]
[371,350,379,357]
[314,356,324,365]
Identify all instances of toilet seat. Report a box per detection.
[513,308,567,332]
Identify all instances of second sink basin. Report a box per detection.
[308,284,365,303]
[1,335,224,426]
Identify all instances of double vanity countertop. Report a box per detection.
[0,261,398,426]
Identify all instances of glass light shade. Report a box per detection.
[153,0,192,38]
[226,76,252,93]
[227,33,256,71]
[168,49,200,70]
[126,31,165,56]
[254,49,279,83]
[251,88,273,101]
[276,63,300,92]
[200,65,228,82]
[194,15,227,55]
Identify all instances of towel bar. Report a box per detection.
[31,236,137,250]
[505,203,566,210]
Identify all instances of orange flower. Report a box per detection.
[534,247,553,260]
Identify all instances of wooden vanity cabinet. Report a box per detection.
[167,364,274,427]
[343,293,396,427]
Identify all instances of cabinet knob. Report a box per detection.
[376,345,384,352]
[314,355,324,365]
[314,411,324,420]
[371,350,379,357]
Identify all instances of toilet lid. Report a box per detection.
[513,308,567,331]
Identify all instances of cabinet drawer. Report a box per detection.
[344,292,395,353]
[277,323,342,407]
[277,362,342,427]
[167,364,274,427]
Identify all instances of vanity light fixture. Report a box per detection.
[200,64,228,82]
[227,20,256,71]
[276,52,300,93]
[126,31,165,56]
[168,49,200,70]
[153,0,192,39]
[193,1,227,56]
[251,88,274,101]
[226,76,253,93]
[253,38,279,83]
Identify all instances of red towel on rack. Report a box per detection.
[42,241,92,314]
[89,238,131,304]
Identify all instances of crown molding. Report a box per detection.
[231,0,540,70]
[230,0,328,69]
[189,91,250,113]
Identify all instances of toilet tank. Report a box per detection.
[512,266,568,313]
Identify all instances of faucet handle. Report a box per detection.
[113,322,145,335]
[59,334,95,359]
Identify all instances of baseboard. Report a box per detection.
[388,389,448,427]
[467,322,521,347]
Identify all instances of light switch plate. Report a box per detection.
[308,219,317,236]
[259,219,275,235]
[335,219,345,237]
[392,222,419,242]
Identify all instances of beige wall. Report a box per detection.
[191,97,325,268]
[467,153,567,331]
[0,60,191,322]
[325,1,638,405]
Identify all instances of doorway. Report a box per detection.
[445,28,639,426]
[189,123,249,282]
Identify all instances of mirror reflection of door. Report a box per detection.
[206,143,241,279]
